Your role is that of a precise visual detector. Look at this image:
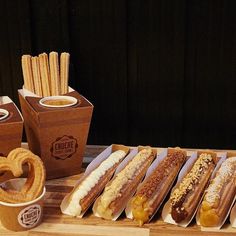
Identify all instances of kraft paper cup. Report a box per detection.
[0,178,45,231]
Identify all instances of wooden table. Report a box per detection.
[1,145,236,236]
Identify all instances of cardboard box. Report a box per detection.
[18,89,93,179]
[0,96,23,156]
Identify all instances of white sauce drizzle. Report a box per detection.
[64,150,126,216]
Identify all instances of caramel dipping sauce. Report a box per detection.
[39,96,78,108]
[42,99,73,106]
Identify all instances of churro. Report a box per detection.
[49,52,60,95]
[93,148,155,220]
[39,53,51,97]
[61,149,128,217]
[170,152,216,223]
[21,55,35,93]
[129,149,186,225]
[0,148,46,203]
[31,56,43,97]
[60,52,70,94]
[21,51,70,97]
[199,157,236,227]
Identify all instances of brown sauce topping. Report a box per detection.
[171,189,191,223]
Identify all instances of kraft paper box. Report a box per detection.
[18,89,93,179]
[0,96,23,157]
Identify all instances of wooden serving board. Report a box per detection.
[1,145,236,235]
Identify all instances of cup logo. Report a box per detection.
[18,204,41,228]
[50,135,78,160]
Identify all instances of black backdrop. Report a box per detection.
[0,0,236,149]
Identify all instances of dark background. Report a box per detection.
[0,0,236,149]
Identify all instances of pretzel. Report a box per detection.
[0,148,46,203]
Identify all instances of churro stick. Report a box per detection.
[39,53,51,97]
[0,148,46,203]
[21,55,35,93]
[60,52,70,94]
[61,149,128,217]
[199,157,236,227]
[170,152,216,223]
[129,149,186,226]
[49,52,60,95]
[31,56,43,97]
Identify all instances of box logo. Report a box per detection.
[51,135,78,160]
[18,204,41,228]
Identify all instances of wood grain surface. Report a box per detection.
[0,145,236,235]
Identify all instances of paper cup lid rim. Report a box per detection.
[39,95,78,108]
[0,187,46,207]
